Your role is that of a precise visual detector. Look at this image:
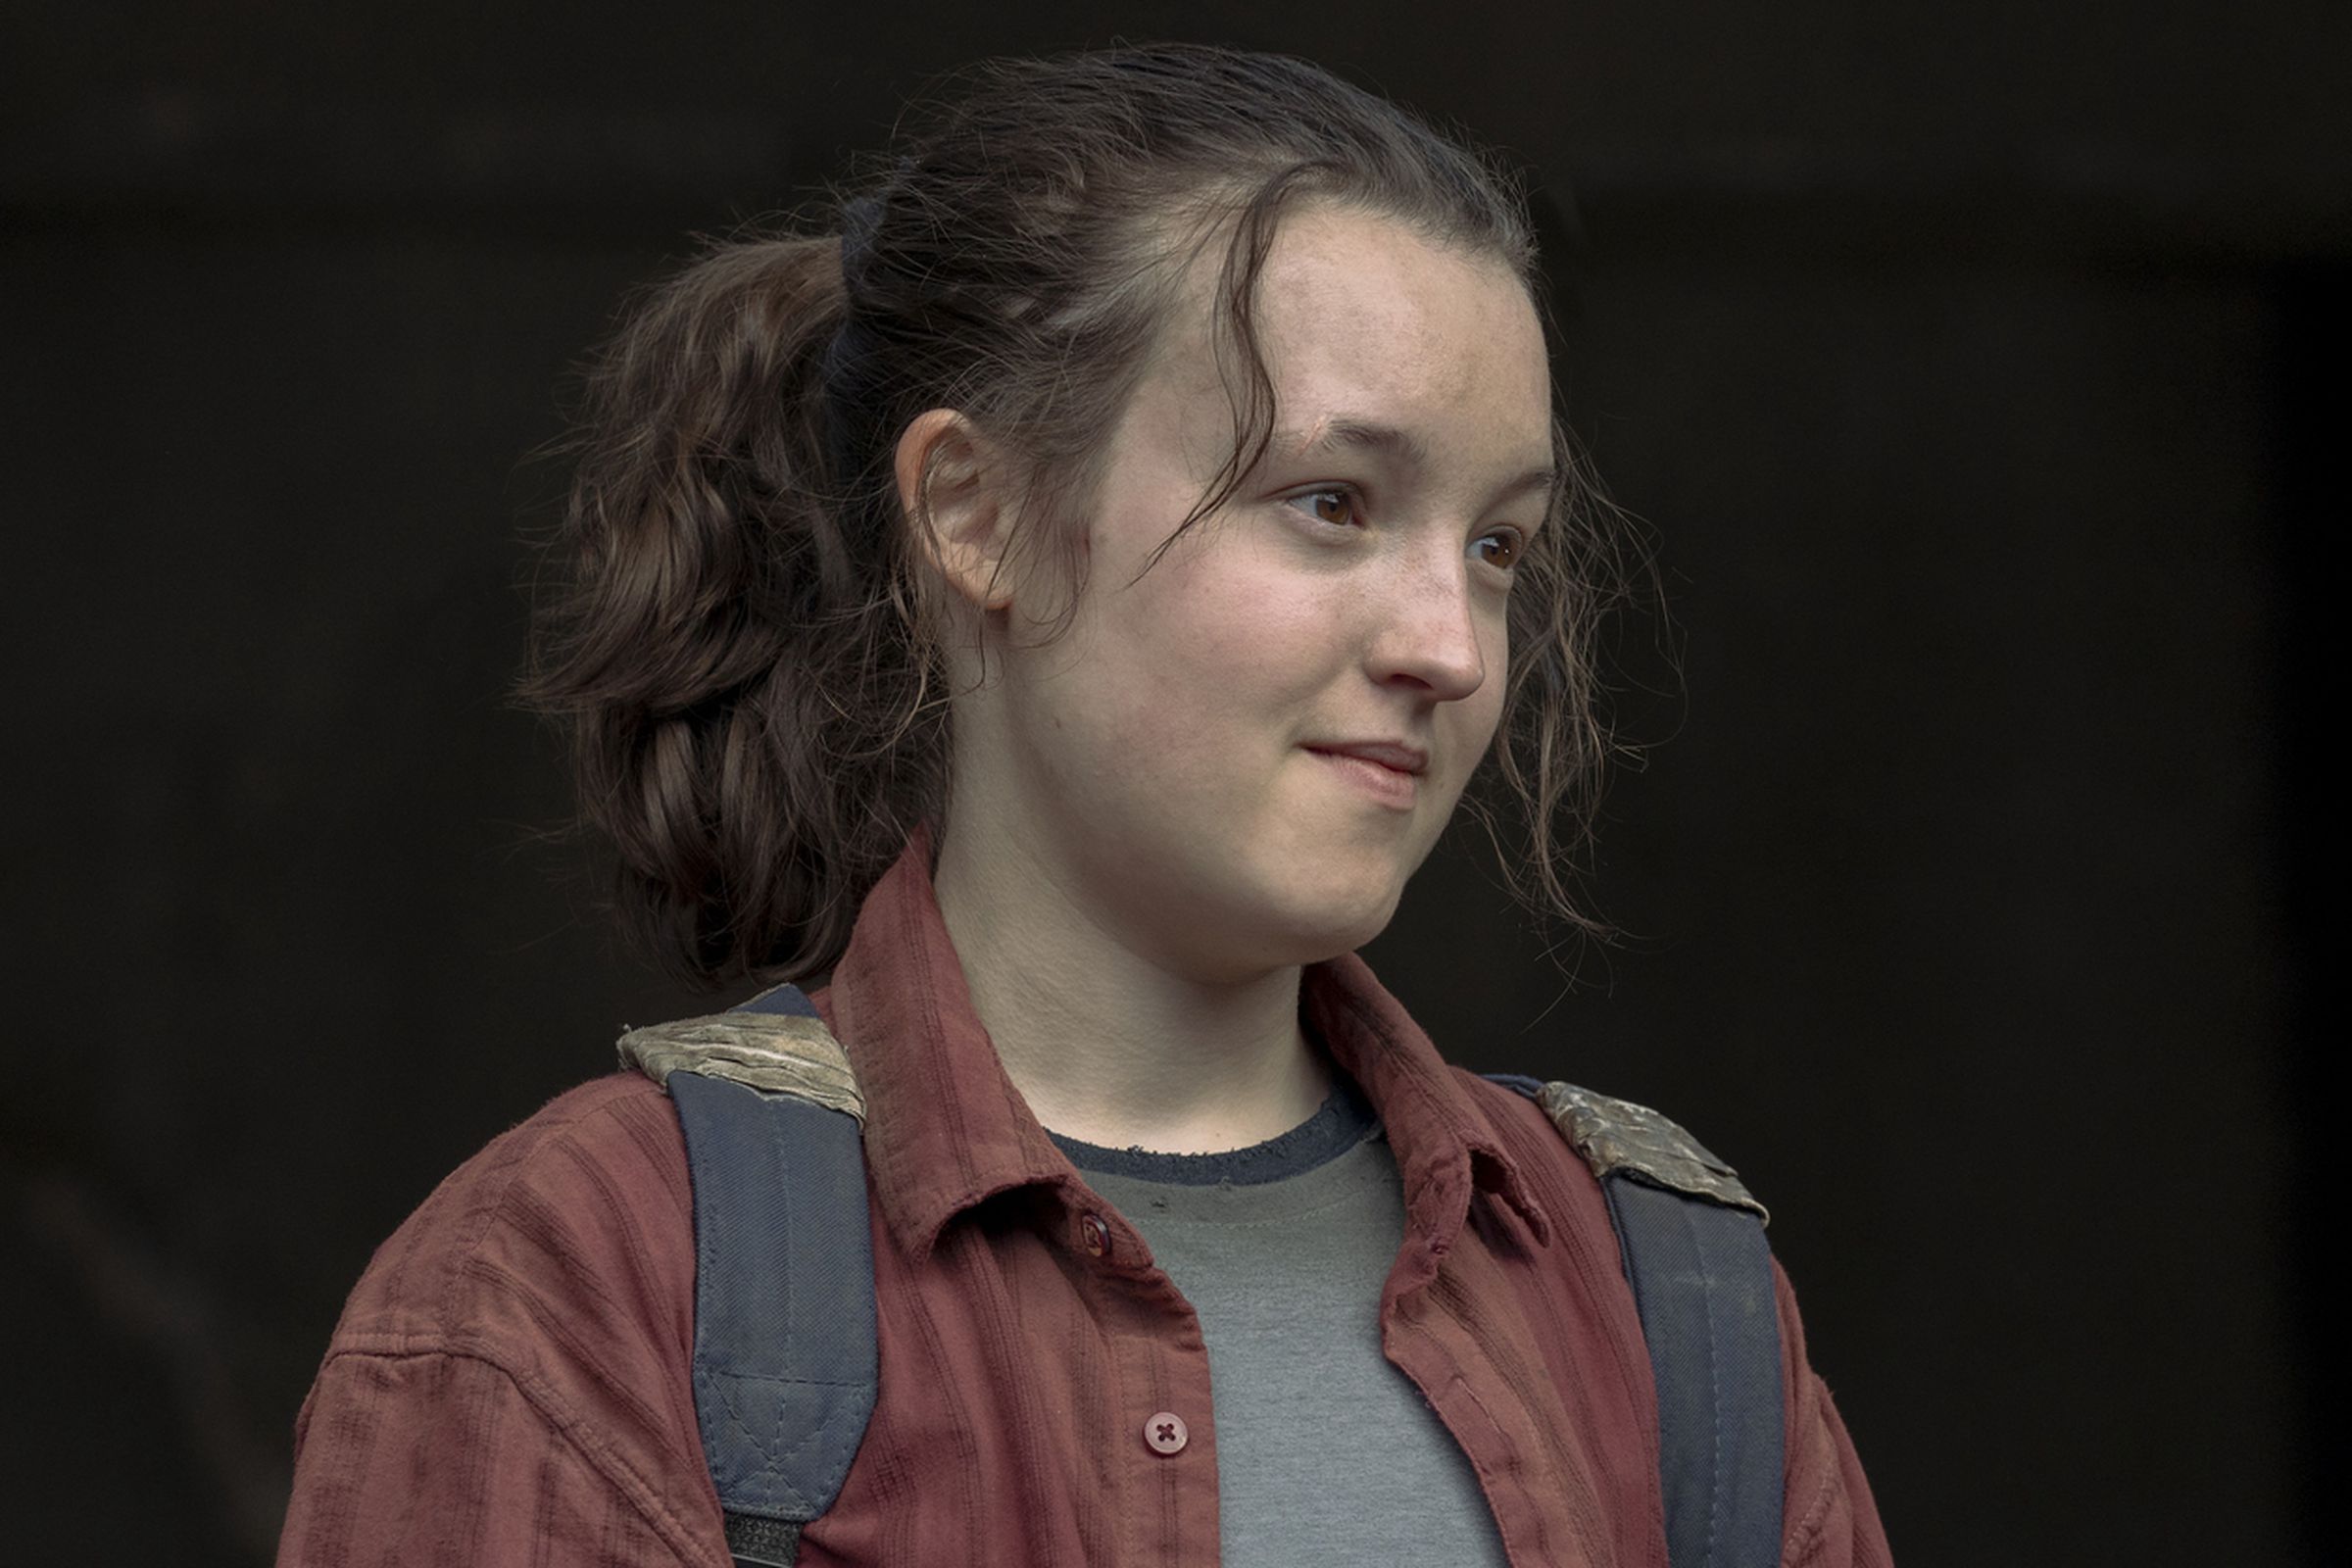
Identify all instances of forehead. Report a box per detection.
[1145,202,1552,466]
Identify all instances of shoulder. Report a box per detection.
[1457,1071,1891,1558]
[287,1074,728,1565]
[1449,1067,1767,1220]
[325,1071,695,1366]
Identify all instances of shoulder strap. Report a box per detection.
[1488,1074,1785,1568]
[619,984,878,1568]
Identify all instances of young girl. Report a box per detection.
[277,42,1888,1568]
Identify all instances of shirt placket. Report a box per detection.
[1059,1193,1221,1566]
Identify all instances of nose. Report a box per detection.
[1366,547,1490,703]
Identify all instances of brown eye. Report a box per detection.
[1476,530,1523,572]
[1294,488,1360,527]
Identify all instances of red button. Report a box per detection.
[1079,1213,1109,1257]
[1144,1411,1188,1455]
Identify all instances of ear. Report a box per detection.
[895,408,1016,612]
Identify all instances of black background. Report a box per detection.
[4,4,2342,1563]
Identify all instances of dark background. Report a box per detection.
[4,4,2340,1563]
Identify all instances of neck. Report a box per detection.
[930,814,1334,1154]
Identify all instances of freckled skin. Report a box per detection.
[953,201,1555,985]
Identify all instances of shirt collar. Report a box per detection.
[817,830,1551,1267]
[1301,950,1554,1279]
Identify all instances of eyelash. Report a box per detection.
[1285,486,1529,575]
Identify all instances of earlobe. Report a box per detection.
[896,408,1015,612]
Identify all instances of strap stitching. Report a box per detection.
[704,1371,860,1510]
[1684,1197,1730,1568]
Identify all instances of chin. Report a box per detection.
[1148,828,1418,974]
[1253,867,1405,963]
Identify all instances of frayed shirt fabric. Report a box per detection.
[277,837,1891,1567]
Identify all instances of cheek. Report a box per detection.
[1116,557,1336,709]
[1026,584,1241,780]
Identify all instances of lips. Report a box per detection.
[1304,741,1429,776]
[1303,741,1427,810]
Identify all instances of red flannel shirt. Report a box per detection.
[278,837,1890,1566]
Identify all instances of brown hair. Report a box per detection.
[521,41,1636,987]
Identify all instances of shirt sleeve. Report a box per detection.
[276,1344,717,1568]
[273,1077,731,1568]
[1773,1261,1895,1568]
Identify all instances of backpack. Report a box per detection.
[620,984,1784,1568]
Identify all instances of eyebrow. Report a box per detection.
[1273,417,1558,506]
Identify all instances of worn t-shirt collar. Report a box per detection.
[814,829,1550,1266]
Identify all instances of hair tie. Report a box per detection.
[821,194,887,488]
[821,172,910,488]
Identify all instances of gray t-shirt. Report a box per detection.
[1050,1079,1510,1568]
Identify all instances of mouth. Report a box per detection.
[1302,743,1425,810]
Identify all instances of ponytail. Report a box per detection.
[520,229,947,987]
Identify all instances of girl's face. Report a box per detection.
[962,201,1555,979]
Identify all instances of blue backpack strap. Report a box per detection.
[619,984,878,1568]
[1488,1074,1784,1568]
